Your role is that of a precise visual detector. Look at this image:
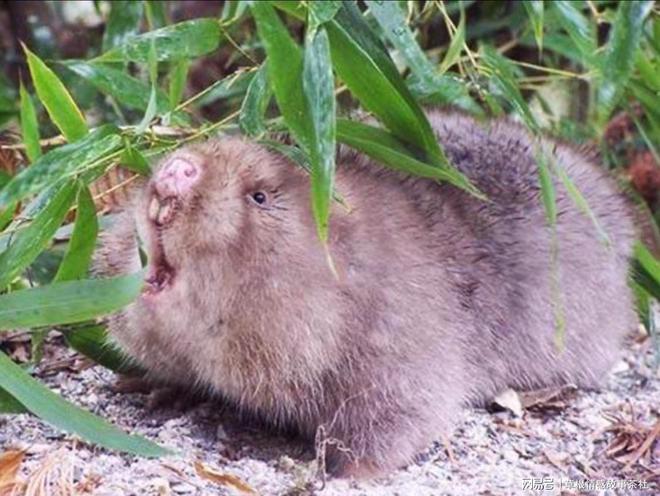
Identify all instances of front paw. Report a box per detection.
[112,374,206,411]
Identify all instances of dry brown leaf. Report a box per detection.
[193,461,257,495]
[623,420,660,472]
[519,384,577,412]
[542,450,569,471]
[0,450,25,496]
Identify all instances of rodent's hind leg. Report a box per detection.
[314,391,456,479]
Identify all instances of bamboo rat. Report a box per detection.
[95,110,636,477]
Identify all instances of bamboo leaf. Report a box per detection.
[480,45,539,133]
[336,120,485,200]
[0,271,144,330]
[0,387,26,413]
[0,350,169,457]
[102,0,144,52]
[168,59,190,109]
[523,1,544,53]
[366,0,458,83]
[239,63,271,137]
[0,170,10,189]
[0,181,78,289]
[597,0,654,126]
[634,242,660,300]
[251,2,310,150]
[197,69,255,106]
[23,44,88,142]
[303,28,336,243]
[552,1,597,66]
[63,324,142,376]
[438,8,466,75]
[535,146,557,225]
[53,185,98,282]
[308,1,342,32]
[137,42,159,134]
[98,19,222,63]
[64,61,170,113]
[326,3,447,166]
[555,163,610,245]
[0,125,121,208]
[274,2,452,166]
[120,142,151,176]
[19,82,41,163]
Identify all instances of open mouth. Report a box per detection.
[143,259,175,295]
[142,230,176,296]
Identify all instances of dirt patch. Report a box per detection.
[1,336,659,495]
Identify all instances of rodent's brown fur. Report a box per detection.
[95,110,637,477]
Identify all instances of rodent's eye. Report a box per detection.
[251,191,267,205]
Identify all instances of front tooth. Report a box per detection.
[156,199,173,225]
[148,196,160,222]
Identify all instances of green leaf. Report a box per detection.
[0,181,77,289]
[555,161,610,245]
[636,52,660,92]
[64,61,170,113]
[535,145,557,225]
[19,82,41,163]
[168,59,190,109]
[0,125,122,208]
[552,1,597,66]
[53,185,98,282]
[326,3,447,165]
[366,0,456,83]
[0,170,10,189]
[98,18,222,63]
[523,1,544,53]
[0,350,169,457]
[438,8,466,75]
[23,44,88,142]
[597,0,654,126]
[0,387,27,413]
[259,139,311,173]
[0,202,15,231]
[64,324,142,375]
[0,271,145,330]
[222,0,249,22]
[407,72,481,115]
[120,142,151,176]
[197,69,255,106]
[239,62,272,137]
[303,28,336,243]
[137,41,159,134]
[480,45,539,133]
[102,0,144,52]
[308,1,342,32]
[337,119,485,200]
[251,2,310,150]
[633,242,660,300]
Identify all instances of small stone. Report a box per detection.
[277,455,295,472]
[171,482,195,494]
[502,448,519,463]
[150,478,171,495]
[611,360,630,374]
[216,424,229,441]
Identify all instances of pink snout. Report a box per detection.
[153,154,201,199]
[148,153,202,226]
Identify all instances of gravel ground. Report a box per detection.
[1,334,659,496]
